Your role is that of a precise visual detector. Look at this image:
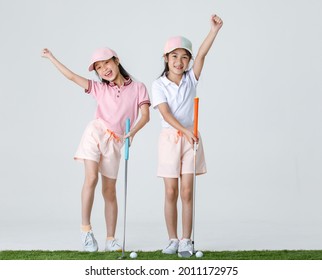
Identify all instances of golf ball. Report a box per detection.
[130,251,138,259]
[196,251,203,258]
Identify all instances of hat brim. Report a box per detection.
[164,47,193,57]
[88,55,115,71]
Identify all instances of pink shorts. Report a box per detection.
[157,128,207,178]
[74,119,124,179]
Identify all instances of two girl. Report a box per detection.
[42,13,223,255]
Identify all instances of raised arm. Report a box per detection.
[41,48,89,90]
[193,14,223,80]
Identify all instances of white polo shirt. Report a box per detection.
[152,68,198,128]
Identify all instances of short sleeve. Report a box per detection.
[188,68,198,87]
[137,82,151,107]
[152,79,168,109]
[85,80,105,99]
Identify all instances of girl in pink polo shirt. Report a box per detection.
[42,47,150,252]
[152,14,223,257]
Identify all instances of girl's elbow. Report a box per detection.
[70,74,78,82]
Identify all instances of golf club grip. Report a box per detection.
[193,97,199,137]
[125,118,130,160]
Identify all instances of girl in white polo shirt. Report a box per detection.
[152,14,223,257]
[42,47,150,252]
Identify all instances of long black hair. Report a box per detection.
[159,50,192,77]
[95,57,131,84]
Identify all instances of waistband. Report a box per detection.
[94,118,123,142]
[160,126,194,134]
[160,127,196,144]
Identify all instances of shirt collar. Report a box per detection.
[108,77,132,88]
[160,71,187,87]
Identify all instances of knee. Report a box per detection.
[84,174,98,189]
[180,187,192,203]
[165,187,178,203]
[102,186,116,201]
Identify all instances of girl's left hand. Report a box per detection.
[211,14,223,31]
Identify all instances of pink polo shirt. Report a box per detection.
[85,78,150,135]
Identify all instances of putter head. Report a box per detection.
[118,254,126,260]
[178,241,195,258]
[118,251,126,260]
[178,250,194,258]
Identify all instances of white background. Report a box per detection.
[0,0,322,252]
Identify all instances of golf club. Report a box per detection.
[179,97,199,258]
[119,118,130,259]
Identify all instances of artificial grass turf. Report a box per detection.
[1,250,322,260]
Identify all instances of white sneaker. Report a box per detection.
[178,239,193,257]
[105,239,122,252]
[162,239,179,254]
[81,231,98,252]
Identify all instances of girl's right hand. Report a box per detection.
[41,48,53,59]
[183,128,198,146]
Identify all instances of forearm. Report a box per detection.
[193,15,223,80]
[48,55,76,81]
[163,111,197,145]
[130,104,150,136]
[158,103,196,144]
[131,114,149,135]
[158,103,187,132]
[163,111,189,134]
[196,29,219,59]
[47,55,88,89]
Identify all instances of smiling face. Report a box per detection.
[94,57,120,82]
[165,48,191,80]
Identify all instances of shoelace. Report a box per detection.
[167,240,178,248]
[179,239,191,250]
[85,232,94,245]
[107,239,121,249]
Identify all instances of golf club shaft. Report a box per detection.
[122,118,131,258]
[122,161,128,258]
[192,97,199,253]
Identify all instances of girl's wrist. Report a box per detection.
[182,127,190,135]
[210,28,219,34]
[130,128,137,137]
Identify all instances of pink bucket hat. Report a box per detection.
[88,47,118,71]
[163,36,193,56]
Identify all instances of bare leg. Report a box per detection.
[163,177,179,239]
[81,160,99,226]
[101,175,118,238]
[180,174,193,239]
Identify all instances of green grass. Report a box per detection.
[1,250,322,260]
